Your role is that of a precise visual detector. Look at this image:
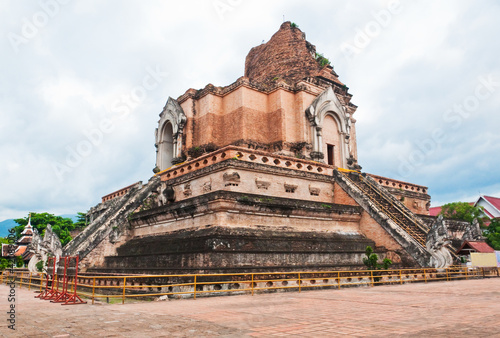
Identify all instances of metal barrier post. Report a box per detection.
[446,269,449,281]
[337,272,341,289]
[193,275,197,300]
[399,270,403,285]
[251,274,254,296]
[298,273,301,293]
[53,256,70,303]
[122,277,126,304]
[370,270,374,287]
[423,269,427,283]
[92,277,96,305]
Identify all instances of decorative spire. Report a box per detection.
[21,213,34,236]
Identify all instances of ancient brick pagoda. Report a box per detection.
[155,22,360,172]
[64,22,457,274]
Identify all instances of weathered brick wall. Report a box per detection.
[332,181,407,265]
[333,182,358,206]
[174,22,352,160]
[80,234,127,270]
[358,211,403,264]
[179,85,319,151]
[245,22,320,86]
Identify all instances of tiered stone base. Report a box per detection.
[90,226,376,274]
[89,190,379,274]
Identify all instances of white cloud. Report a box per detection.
[0,0,499,220]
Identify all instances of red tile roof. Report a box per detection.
[457,241,495,254]
[484,209,495,218]
[483,195,500,211]
[21,228,33,236]
[1,244,11,256]
[22,251,34,261]
[14,246,27,255]
[429,207,442,216]
[17,236,32,244]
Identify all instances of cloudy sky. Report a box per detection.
[1,0,499,221]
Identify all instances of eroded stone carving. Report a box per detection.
[255,177,270,190]
[109,221,121,244]
[202,179,212,193]
[26,225,63,273]
[384,251,402,264]
[309,185,320,196]
[462,218,483,241]
[159,184,175,205]
[223,172,240,186]
[426,215,453,268]
[183,183,192,197]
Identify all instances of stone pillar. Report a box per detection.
[316,127,323,153]
[340,132,347,168]
[311,125,317,151]
[177,131,183,157]
[172,135,178,158]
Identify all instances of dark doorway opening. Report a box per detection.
[327,144,334,165]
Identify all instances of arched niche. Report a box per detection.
[155,97,186,171]
[158,122,174,170]
[322,114,342,166]
[305,86,352,168]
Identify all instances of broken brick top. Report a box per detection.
[245,22,344,87]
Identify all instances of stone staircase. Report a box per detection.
[64,176,161,259]
[345,172,429,246]
[333,170,433,267]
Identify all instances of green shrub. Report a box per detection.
[315,52,331,68]
[363,246,392,270]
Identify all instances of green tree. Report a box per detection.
[74,212,87,229]
[13,212,76,246]
[0,258,11,271]
[484,218,500,250]
[16,255,24,268]
[0,238,13,270]
[36,260,44,272]
[439,202,486,227]
[363,246,392,270]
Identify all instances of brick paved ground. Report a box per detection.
[0,278,499,337]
